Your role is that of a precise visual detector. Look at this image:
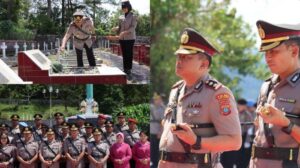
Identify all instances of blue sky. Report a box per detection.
[102,0,150,15]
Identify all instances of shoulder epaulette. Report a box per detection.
[205,79,222,90]
[171,80,184,89]
[83,17,90,21]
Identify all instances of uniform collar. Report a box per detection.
[180,74,207,101]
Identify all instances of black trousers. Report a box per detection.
[75,43,96,67]
[119,40,135,72]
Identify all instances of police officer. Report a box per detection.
[0,133,16,168]
[39,128,61,168]
[87,128,110,168]
[53,112,64,141]
[114,112,129,133]
[249,21,300,168]
[0,124,13,143]
[32,114,44,142]
[16,127,39,168]
[158,28,242,168]
[97,114,107,133]
[59,122,70,168]
[103,121,116,147]
[63,124,86,168]
[124,118,140,147]
[10,114,21,136]
[60,10,96,68]
[76,115,86,137]
[84,122,94,143]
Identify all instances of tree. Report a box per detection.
[151,0,269,98]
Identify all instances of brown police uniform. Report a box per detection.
[39,128,61,168]
[158,28,241,168]
[0,144,16,168]
[64,11,96,67]
[249,21,300,168]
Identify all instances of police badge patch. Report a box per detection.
[216,93,231,116]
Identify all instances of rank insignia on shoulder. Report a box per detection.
[216,93,231,116]
[205,79,221,90]
[291,73,300,83]
[172,80,184,89]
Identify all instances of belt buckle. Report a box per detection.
[289,149,293,161]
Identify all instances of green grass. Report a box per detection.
[0,103,80,120]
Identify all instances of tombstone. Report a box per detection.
[43,42,46,51]
[50,42,53,50]
[14,42,19,57]
[1,42,7,59]
[56,38,60,49]
[67,41,70,52]
[31,43,35,50]
[23,42,27,51]
[107,40,110,49]
[38,43,40,50]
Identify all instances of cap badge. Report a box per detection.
[181,31,189,44]
[258,25,265,39]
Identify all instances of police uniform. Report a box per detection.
[77,115,87,137]
[124,118,140,147]
[158,28,241,168]
[59,122,69,168]
[87,128,110,168]
[103,121,117,147]
[32,114,44,142]
[114,112,129,133]
[0,143,16,168]
[16,127,39,168]
[64,11,96,67]
[53,112,64,141]
[84,122,95,143]
[40,128,62,168]
[117,0,138,75]
[97,114,107,133]
[249,21,300,168]
[0,124,14,143]
[10,114,21,135]
[63,124,86,168]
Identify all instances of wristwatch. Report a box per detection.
[282,120,294,134]
[192,136,202,150]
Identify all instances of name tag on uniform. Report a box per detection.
[279,98,296,104]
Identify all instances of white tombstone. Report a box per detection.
[56,38,60,49]
[107,40,110,49]
[1,42,7,59]
[37,43,40,50]
[43,42,46,51]
[23,42,27,51]
[31,43,35,50]
[46,43,48,51]
[14,42,19,56]
[67,41,70,52]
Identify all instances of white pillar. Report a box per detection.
[23,42,27,51]
[14,42,19,57]
[1,42,7,59]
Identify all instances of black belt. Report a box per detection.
[175,123,214,131]
[160,151,211,165]
[74,36,90,41]
[70,154,79,157]
[252,146,298,161]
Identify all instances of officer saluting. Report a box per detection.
[158,28,242,168]
[60,10,96,68]
[39,128,62,168]
[249,21,300,168]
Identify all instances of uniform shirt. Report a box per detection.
[16,138,39,167]
[40,140,61,168]
[11,125,20,135]
[124,129,140,147]
[87,141,110,168]
[63,136,86,168]
[32,126,43,142]
[103,132,116,147]
[250,69,300,168]
[114,123,129,133]
[110,142,132,168]
[79,126,86,137]
[117,12,137,40]
[65,17,94,50]
[159,74,241,168]
[0,144,16,167]
[84,134,95,143]
[53,125,63,141]
[97,125,106,134]
[150,103,165,135]
[132,141,150,168]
